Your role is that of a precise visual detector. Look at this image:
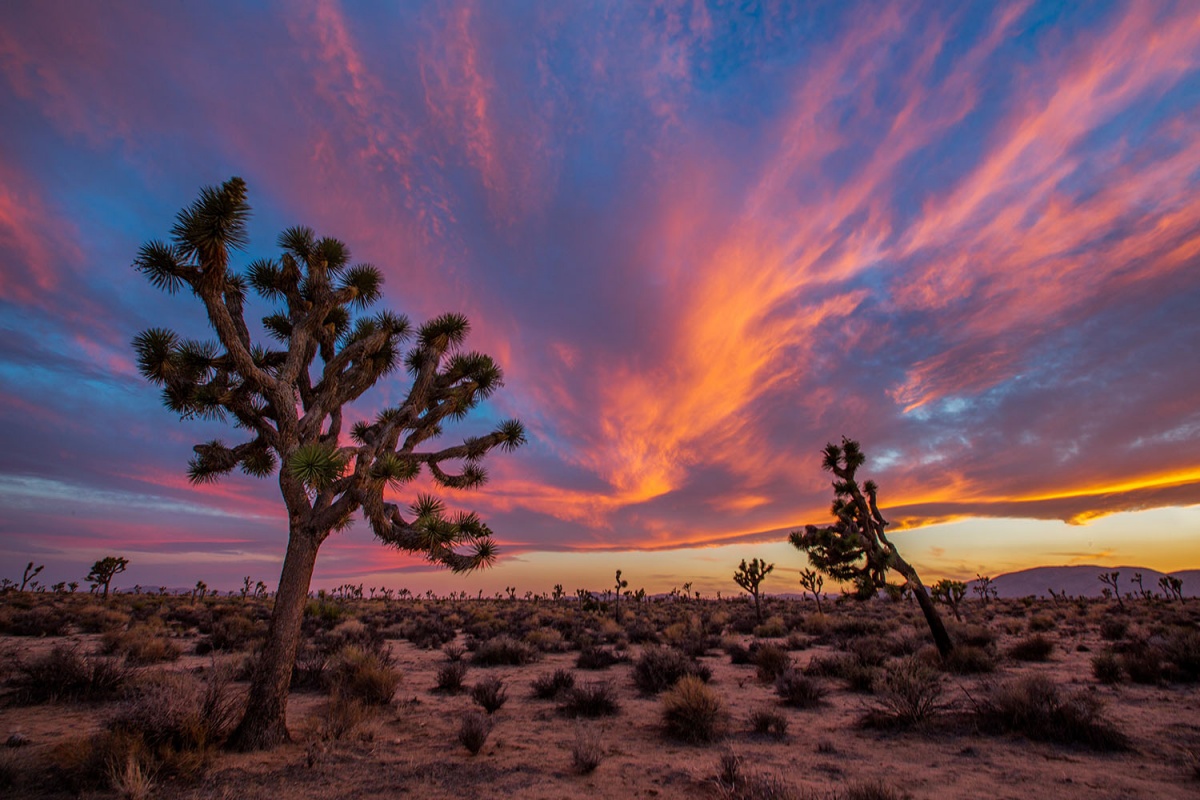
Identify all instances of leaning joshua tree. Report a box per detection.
[789,437,952,657]
[86,556,128,600]
[132,178,525,750]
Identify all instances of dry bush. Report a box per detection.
[77,606,132,634]
[14,643,129,703]
[434,661,468,693]
[108,754,156,800]
[715,751,802,800]
[941,644,996,675]
[560,681,620,718]
[571,724,605,774]
[861,657,946,729]
[102,625,182,665]
[838,781,908,800]
[576,645,628,669]
[975,675,1129,751]
[634,645,711,693]
[1099,617,1129,641]
[1164,627,1200,682]
[7,605,70,637]
[1091,652,1124,684]
[458,710,492,755]
[775,669,826,708]
[328,645,400,705]
[1008,634,1055,662]
[471,635,540,666]
[313,692,372,741]
[749,708,789,739]
[662,675,725,744]
[470,675,508,714]
[525,628,568,653]
[531,668,575,699]
[753,643,791,682]
[753,617,788,638]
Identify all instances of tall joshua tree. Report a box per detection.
[789,437,952,658]
[733,558,774,624]
[132,178,525,750]
[86,556,128,600]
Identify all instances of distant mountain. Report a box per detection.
[970,565,1200,599]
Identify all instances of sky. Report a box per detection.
[1,0,1199,596]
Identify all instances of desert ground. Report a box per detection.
[1,589,1197,799]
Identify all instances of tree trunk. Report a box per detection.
[753,592,763,624]
[228,528,321,751]
[892,560,954,658]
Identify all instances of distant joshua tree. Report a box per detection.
[799,568,825,614]
[931,579,967,622]
[733,558,774,623]
[613,570,629,623]
[973,574,997,604]
[1159,575,1184,603]
[130,178,525,750]
[86,556,128,600]
[19,562,44,592]
[1098,571,1124,610]
[789,437,953,657]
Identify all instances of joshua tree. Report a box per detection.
[86,556,128,600]
[931,579,966,622]
[18,562,44,592]
[789,437,953,657]
[799,567,825,614]
[973,574,997,604]
[131,178,525,750]
[1098,571,1124,610]
[613,569,629,623]
[1159,575,1184,603]
[733,558,774,623]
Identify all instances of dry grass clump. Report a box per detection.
[775,669,826,708]
[1008,634,1054,662]
[102,624,182,665]
[837,781,908,800]
[14,643,129,703]
[470,675,508,713]
[458,710,492,755]
[861,657,946,729]
[941,644,996,674]
[108,754,156,800]
[5,605,70,637]
[715,751,801,800]
[471,635,540,666]
[1091,651,1124,684]
[975,675,1129,751]
[749,708,789,739]
[328,644,400,705]
[571,724,605,774]
[576,645,629,669]
[661,674,725,744]
[560,681,620,718]
[753,643,791,682]
[531,667,575,699]
[433,661,468,693]
[313,693,373,742]
[633,645,711,693]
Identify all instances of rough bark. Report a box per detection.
[227,527,321,751]
[892,558,953,658]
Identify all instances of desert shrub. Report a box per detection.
[942,644,996,674]
[862,657,945,729]
[49,730,147,793]
[1091,652,1124,684]
[525,628,568,653]
[328,645,400,705]
[753,643,791,683]
[313,693,372,741]
[844,636,891,667]
[949,623,996,649]
[206,613,262,652]
[624,619,661,645]
[15,644,129,703]
[472,635,540,666]
[576,645,628,669]
[470,676,508,714]
[715,751,799,800]
[976,675,1129,750]
[7,606,69,636]
[753,617,787,638]
[102,625,181,665]
[1008,634,1054,662]
[76,607,131,634]
[571,724,604,774]
[1099,617,1129,641]
[1027,613,1057,632]
[290,642,329,691]
[633,646,711,693]
[725,640,754,665]
[749,708,789,739]
[775,669,825,708]
[560,681,620,718]
[431,661,467,694]
[784,631,810,651]
[804,653,876,693]
[1164,627,1200,682]
[458,711,492,755]
[399,615,457,649]
[661,675,725,744]
[531,668,576,699]
[1119,645,1163,684]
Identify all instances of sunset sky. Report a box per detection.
[1,0,1198,595]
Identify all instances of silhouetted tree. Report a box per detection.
[733,558,774,623]
[799,567,824,614]
[132,178,525,750]
[86,556,128,600]
[789,437,953,657]
[931,579,966,622]
[613,569,629,623]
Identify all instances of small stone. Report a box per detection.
[6,732,30,748]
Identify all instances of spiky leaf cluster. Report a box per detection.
[132,177,526,570]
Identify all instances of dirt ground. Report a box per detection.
[1,598,1198,799]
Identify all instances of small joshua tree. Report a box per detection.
[1098,571,1124,610]
[1159,575,1184,603]
[973,574,997,605]
[733,558,774,624]
[789,437,953,657]
[931,579,967,622]
[19,562,44,592]
[613,570,629,623]
[86,556,128,600]
[799,568,825,614]
[131,178,525,749]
